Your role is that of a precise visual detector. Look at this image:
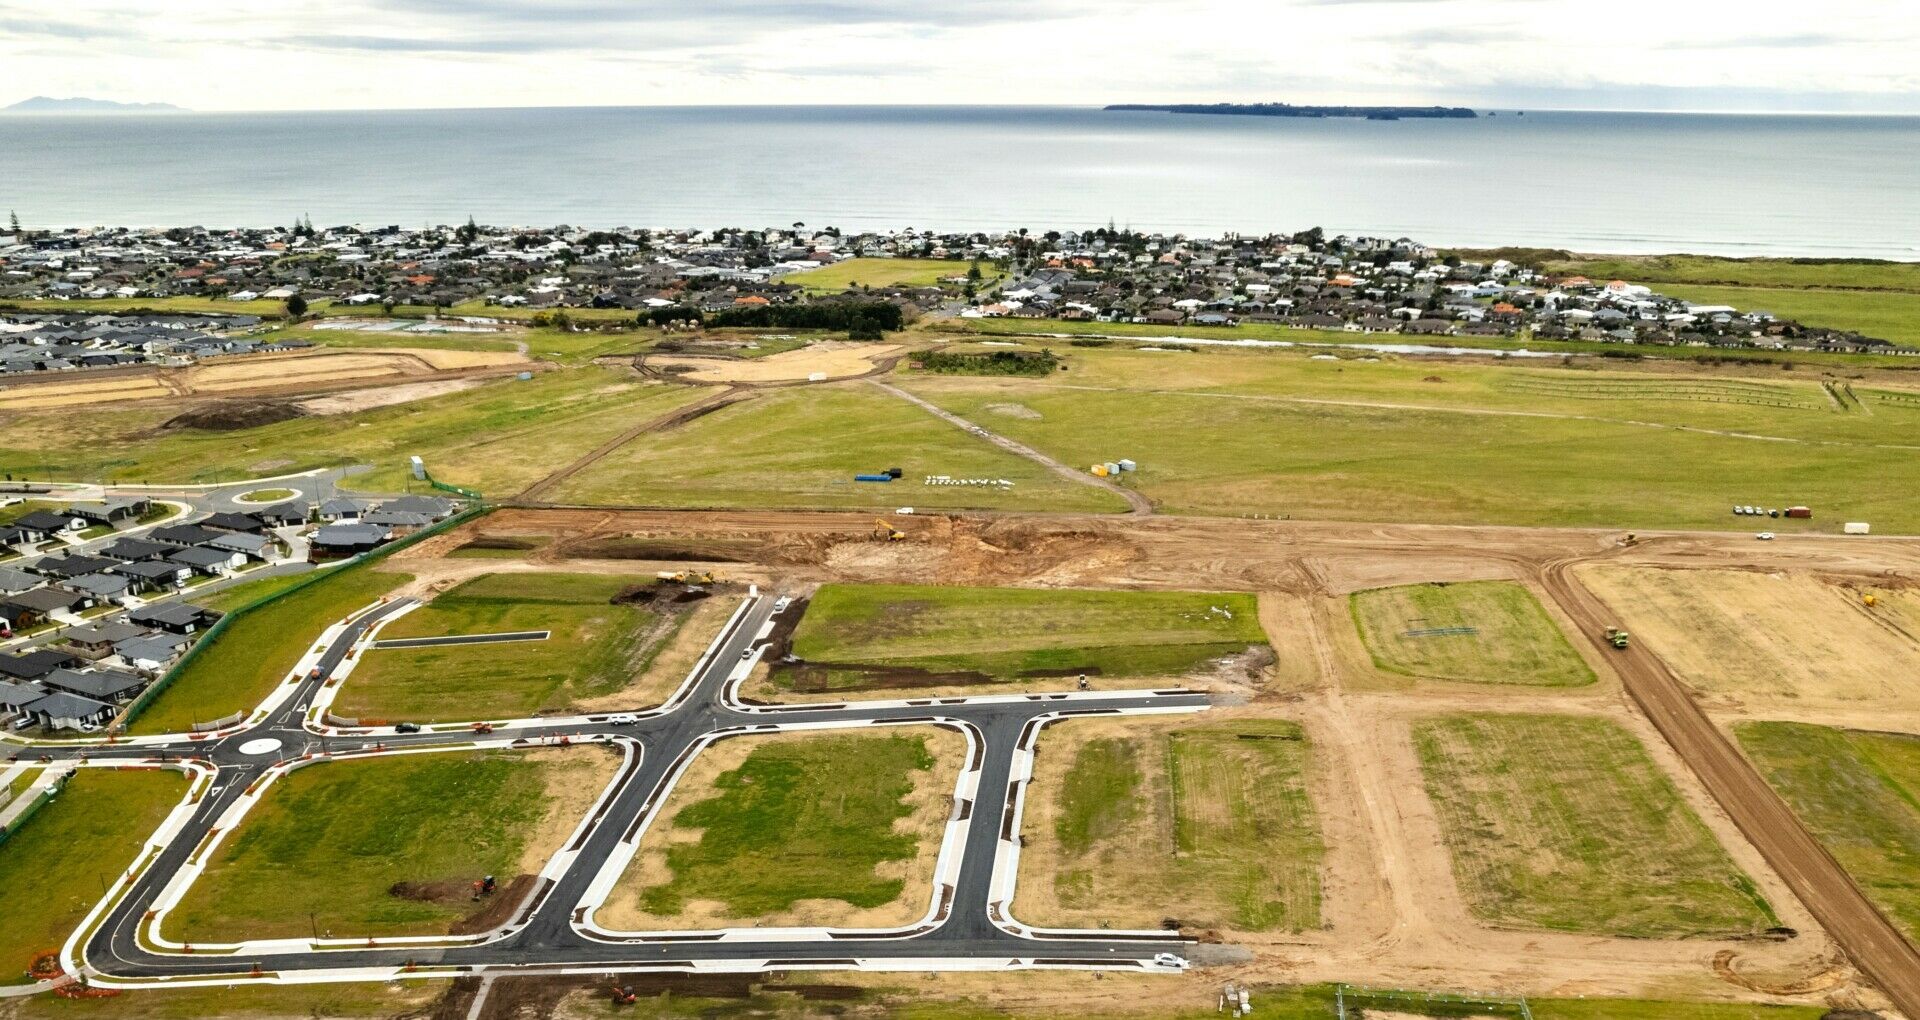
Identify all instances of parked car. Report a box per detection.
[1757,532,1775,541]
[394,722,422,733]
[772,596,793,613]
[606,713,639,726]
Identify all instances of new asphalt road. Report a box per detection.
[13,591,1211,987]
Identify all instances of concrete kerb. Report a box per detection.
[60,758,220,982]
[301,601,422,728]
[572,715,982,944]
[136,733,641,957]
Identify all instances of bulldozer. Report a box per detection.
[1604,627,1630,650]
[872,517,905,542]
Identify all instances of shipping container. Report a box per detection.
[1845,522,1872,535]
[1091,465,1110,477]
[1786,506,1812,519]
[854,474,893,483]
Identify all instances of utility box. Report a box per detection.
[1845,522,1872,535]
[409,455,425,481]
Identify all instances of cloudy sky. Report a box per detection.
[5,0,1918,113]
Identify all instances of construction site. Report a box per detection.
[319,505,1919,1020]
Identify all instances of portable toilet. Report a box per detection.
[1118,459,1137,472]
[1104,462,1121,476]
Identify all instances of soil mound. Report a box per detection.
[162,400,306,431]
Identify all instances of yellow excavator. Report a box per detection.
[873,518,906,541]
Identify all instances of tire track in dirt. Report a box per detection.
[867,379,1153,515]
[1540,555,1920,1019]
[514,387,752,503]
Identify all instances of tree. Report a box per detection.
[7,210,18,234]
[285,294,309,318]
[457,216,479,245]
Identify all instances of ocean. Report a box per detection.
[3,105,1917,259]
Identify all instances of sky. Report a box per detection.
[4,0,1918,113]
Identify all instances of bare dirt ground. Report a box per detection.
[646,342,904,384]
[0,347,529,410]
[595,725,964,932]
[296,377,487,415]
[1579,565,1920,722]
[521,745,625,876]
[424,507,1920,1015]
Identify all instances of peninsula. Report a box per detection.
[1106,102,1477,120]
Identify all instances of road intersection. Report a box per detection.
[8,587,1212,991]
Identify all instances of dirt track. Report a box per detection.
[1542,558,1920,1020]
[514,387,746,502]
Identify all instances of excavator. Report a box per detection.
[873,517,905,542]
[656,569,718,585]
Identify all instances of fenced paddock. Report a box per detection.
[1335,984,1533,1019]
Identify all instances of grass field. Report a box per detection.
[780,583,1265,691]
[547,383,1128,513]
[893,343,1920,531]
[616,730,951,923]
[1413,713,1776,938]
[784,258,991,293]
[128,566,411,735]
[1028,719,1321,932]
[0,367,718,495]
[190,569,316,614]
[167,747,615,942]
[7,982,446,1019]
[1738,722,1920,946]
[0,768,185,981]
[1532,253,1920,294]
[1657,284,1920,349]
[1349,581,1595,687]
[333,572,672,722]
[927,312,1920,368]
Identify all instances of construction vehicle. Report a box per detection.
[873,518,905,541]
[470,722,495,734]
[1604,627,1630,650]
[655,569,717,585]
[609,984,637,1006]
[1864,593,1880,608]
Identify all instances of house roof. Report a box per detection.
[8,586,88,612]
[115,634,189,661]
[0,648,79,679]
[0,680,47,709]
[25,689,113,722]
[312,523,388,546]
[129,602,213,626]
[168,546,235,568]
[44,667,145,699]
[66,620,150,645]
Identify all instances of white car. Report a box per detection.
[741,647,756,660]
[1152,952,1187,969]
[606,713,638,726]
[1757,532,1775,541]
[772,596,793,613]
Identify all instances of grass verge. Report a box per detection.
[128,566,411,735]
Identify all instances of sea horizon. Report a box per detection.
[6,105,1918,260]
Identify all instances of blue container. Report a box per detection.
[854,474,893,483]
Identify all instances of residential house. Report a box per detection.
[127,602,217,634]
[23,690,113,731]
